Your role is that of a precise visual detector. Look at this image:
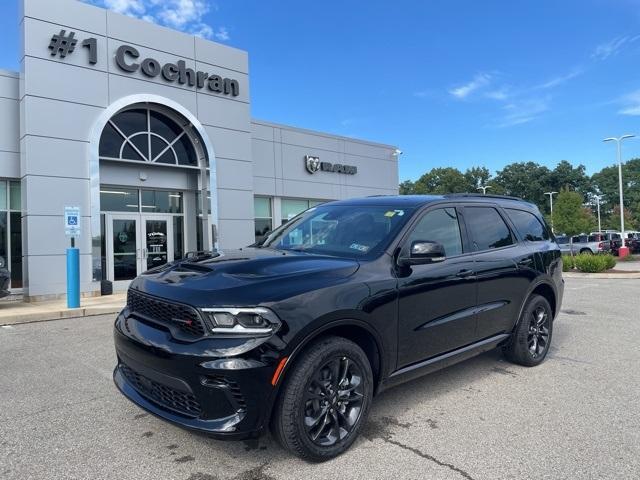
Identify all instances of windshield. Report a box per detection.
[260,204,414,258]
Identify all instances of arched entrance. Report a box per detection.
[89,95,218,287]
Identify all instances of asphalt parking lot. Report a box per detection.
[1,277,639,480]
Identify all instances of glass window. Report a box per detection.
[100,187,139,212]
[254,197,272,242]
[407,208,463,257]
[0,212,6,273]
[99,107,201,168]
[9,212,22,288]
[173,216,184,260]
[9,181,20,211]
[505,208,549,242]
[262,205,414,258]
[465,207,514,251]
[555,235,569,245]
[196,191,212,215]
[254,197,272,218]
[282,199,311,224]
[0,182,6,210]
[141,190,183,214]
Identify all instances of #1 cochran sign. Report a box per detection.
[64,206,81,237]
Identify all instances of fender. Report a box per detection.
[511,275,559,334]
[262,316,388,427]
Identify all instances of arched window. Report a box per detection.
[99,106,200,167]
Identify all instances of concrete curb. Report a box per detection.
[0,305,123,326]
[563,271,640,279]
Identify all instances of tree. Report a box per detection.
[548,160,591,194]
[399,180,416,195]
[493,162,552,209]
[464,166,491,191]
[607,205,635,231]
[412,167,469,194]
[591,158,640,221]
[552,190,596,255]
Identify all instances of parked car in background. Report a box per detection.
[559,234,610,255]
[592,231,622,255]
[625,232,640,254]
[555,235,573,255]
[0,257,11,298]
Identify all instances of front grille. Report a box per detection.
[120,363,202,417]
[127,289,206,338]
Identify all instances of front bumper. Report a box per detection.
[113,309,283,439]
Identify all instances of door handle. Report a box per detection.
[456,269,474,278]
[518,258,533,267]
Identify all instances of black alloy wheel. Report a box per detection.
[527,305,550,359]
[504,294,553,366]
[271,336,373,461]
[303,356,364,446]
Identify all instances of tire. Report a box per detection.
[271,336,373,461]
[580,249,593,255]
[503,294,553,367]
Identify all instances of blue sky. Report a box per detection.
[3,0,640,181]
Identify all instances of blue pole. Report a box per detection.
[66,246,80,308]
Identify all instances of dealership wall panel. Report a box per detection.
[4,0,398,300]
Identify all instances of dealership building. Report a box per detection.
[0,0,399,300]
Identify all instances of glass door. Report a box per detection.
[106,214,142,289]
[141,216,174,272]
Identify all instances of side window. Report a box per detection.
[465,207,514,251]
[505,208,550,242]
[407,208,463,257]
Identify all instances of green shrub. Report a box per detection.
[572,253,616,273]
[562,255,575,271]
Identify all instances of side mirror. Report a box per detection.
[398,240,446,266]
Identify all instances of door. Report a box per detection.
[463,206,531,339]
[107,214,141,290]
[106,214,174,289]
[142,216,174,271]
[397,206,478,368]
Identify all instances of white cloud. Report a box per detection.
[449,73,492,99]
[497,97,550,127]
[84,0,229,41]
[618,89,640,115]
[484,88,511,101]
[536,68,583,89]
[592,35,640,60]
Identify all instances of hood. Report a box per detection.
[129,248,360,307]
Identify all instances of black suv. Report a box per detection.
[113,195,563,461]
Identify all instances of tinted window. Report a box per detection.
[407,208,463,257]
[556,236,569,244]
[506,209,549,242]
[466,207,514,251]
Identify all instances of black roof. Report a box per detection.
[326,194,537,210]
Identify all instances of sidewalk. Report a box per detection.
[0,293,126,326]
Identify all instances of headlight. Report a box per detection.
[200,307,281,336]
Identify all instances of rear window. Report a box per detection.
[505,208,549,242]
[556,236,569,244]
[465,207,514,251]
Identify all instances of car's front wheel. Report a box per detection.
[504,294,553,366]
[271,336,373,461]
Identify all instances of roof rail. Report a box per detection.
[443,193,525,201]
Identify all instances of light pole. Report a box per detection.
[603,134,635,258]
[544,191,558,233]
[477,185,491,194]
[593,194,602,233]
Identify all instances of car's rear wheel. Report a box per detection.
[504,294,553,367]
[271,336,373,461]
[580,248,593,255]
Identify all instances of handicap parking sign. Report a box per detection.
[64,206,81,237]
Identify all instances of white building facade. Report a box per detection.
[0,0,399,300]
